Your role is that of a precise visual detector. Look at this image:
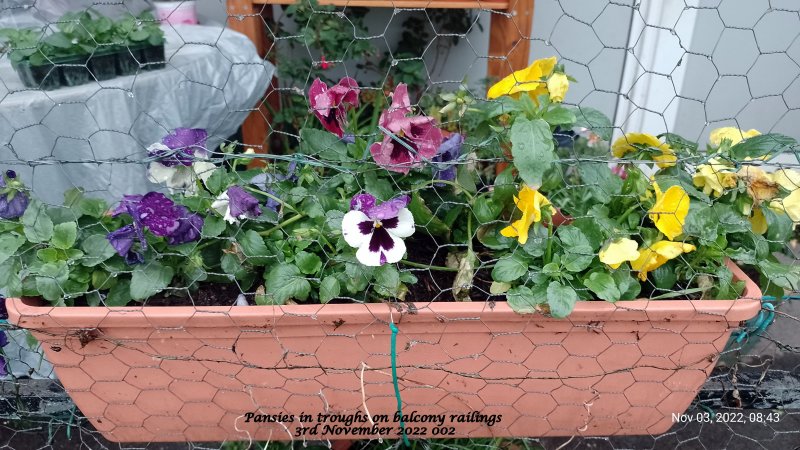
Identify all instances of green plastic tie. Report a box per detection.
[389,321,410,446]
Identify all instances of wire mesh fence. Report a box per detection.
[0,0,798,449]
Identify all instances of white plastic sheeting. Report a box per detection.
[0,24,274,205]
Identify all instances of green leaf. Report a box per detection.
[473,196,503,224]
[758,259,800,290]
[578,162,622,203]
[81,234,116,267]
[51,222,77,250]
[0,233,25,266]
[730,133,796,160]
[21,200,54,243]
[0,259,21,297]
[491,252,529,282]
[299,127,351,162]
[202,215,226,238]
[36,248,59,262]
[713,204,749,234]
[238,230,272,265]
[521,222,549,257]
[557,227,594,272]
[612,266,641,300]
[319,276,340,303]
[295,251,322,275]
[547,281,579,318]
[407,193,449,236]
[373,264,401,297]
[507,284,548,313]
[659,133,698,153]
[583,272,620,302]
[264,264,311,304]
[130,262,174,301]
[763,207,793,248]
[682,204,718,242]
[35,261,69,302]
[456,163,478,194]
[543,106,576,126]
[651,262,678,290]
[570,218,606,251]
[572,107,612,141]
[510,117,554,188]
[204,168,227,195]
[492,166,516,207]
[364,171,393,201]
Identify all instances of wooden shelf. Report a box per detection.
[252,0,509,9]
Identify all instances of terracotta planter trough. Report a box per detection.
[6,261,760,442]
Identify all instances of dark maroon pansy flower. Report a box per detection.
[309,77,360,138]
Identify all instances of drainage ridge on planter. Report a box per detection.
[6,260,761,442]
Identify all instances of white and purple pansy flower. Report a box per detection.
[211,186,263,224]
[342,193,415,266]
[147,128,216,195]
[0,170,29,220]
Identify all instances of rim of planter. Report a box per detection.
[6,260,761,330]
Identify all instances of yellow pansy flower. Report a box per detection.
[773,168,800,193]
[750,206,768,235]
[630,240,697,281]
[709,127,761,147]
[611,133,674,167]
[770,188,800,223]
[487,57,557,100]
[738,166,778,204]
[692,158,737,197]
[599,238,640,269]
[500,186,555,245]
[648,183,690,241]
[546,72,569,102]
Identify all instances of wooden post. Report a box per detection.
[227,0,274,159]
[487,0,534,79]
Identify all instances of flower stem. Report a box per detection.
[400,259,458,272]
[414,179,474,202]
[618,203,640,225]
[545,219,554,264]
[259,214,305,236]
[244,186,299,214]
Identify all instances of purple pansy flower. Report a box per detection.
[370,84,443,174]
[147,128,215,195]
[341,193,415,266]
[250,161,298,212]
[211,186,263,224]
[433,133,463,182]
[107,192,204,264]
[0,170,29,220]
[107,225,145,265]
[309,77,360,138]
[158,128,209,166]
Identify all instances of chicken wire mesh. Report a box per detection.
[0,0,797,449]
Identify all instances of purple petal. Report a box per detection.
[0,191,28,219]
[368,226,395,253]
[162,128,208,152]
[357,220,374,235]
[107,224,137,257]
[350,193,376,212]
[0,295,7,320]
[437,133,463,161]
[365,195,410,220]
[227,186,262,219]
[137,192,181,237]
[167,209,204,245]
[111,194,144,217]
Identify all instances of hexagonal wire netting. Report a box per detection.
[0,0,798,449]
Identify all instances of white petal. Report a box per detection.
[355,232,407,267]
[342,210,371,248]
[167,166,197,194]
[147,162,176,185]
[356,244,383,267]
[380,233,407,264]
[387,208,415,238]
[211,193,236,223]
[193,161,217,183]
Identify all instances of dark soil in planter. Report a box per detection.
[58,58,92,87]
[140,44,165,71]
[13,61,60,90]
[115,47,141,76]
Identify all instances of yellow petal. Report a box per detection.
[599,238,640,269]
[692,159,736,197]
[546,73,569,102]
[630,247,661,281]
[650,240,696,260]
[631,239,695,281]
[487,57,557,99]
[709,127,761,147]
[502,186,555,244]
[653,150,677,169]
[649,185,690,240]
[773,169,800,193]
[750,206,768,234]
[611,133,670,159]
[771,188,800,223]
